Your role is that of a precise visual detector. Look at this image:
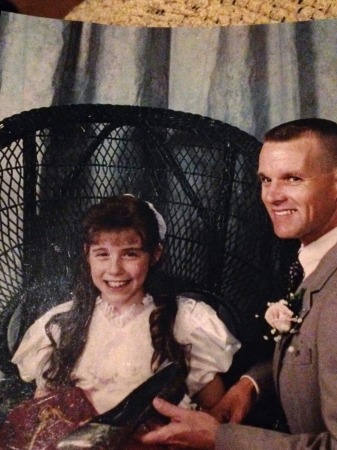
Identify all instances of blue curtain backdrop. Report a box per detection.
[0,12,337,140]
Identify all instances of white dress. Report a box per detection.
[11,294,241,414]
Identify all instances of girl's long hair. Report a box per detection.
[43,195,188,387]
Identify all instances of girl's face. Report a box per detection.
[87,228,162,313]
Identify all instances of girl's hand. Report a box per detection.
[138,397,219,449]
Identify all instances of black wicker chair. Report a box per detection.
[0,104,297,420]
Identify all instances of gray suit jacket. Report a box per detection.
[216,241,337,449]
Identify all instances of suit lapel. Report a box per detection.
[273,241,337,397]
[273,286,309,397]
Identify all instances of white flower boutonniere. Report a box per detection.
[264,289,305,341]
[265,299,295,333]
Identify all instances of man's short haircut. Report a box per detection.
[265,118,337,167]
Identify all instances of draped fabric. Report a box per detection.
[0,12,337,140]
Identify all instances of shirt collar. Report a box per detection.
[298,226,337,279]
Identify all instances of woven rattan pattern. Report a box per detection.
[65,0,337,27]
[0,104,292,345]
[0,105,301,402]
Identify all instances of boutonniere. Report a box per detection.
[263,288,306,342]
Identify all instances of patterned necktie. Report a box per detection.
[287,257,304,295]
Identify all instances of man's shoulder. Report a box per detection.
[305,241,337,290]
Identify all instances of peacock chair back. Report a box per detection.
[0,104,297,402]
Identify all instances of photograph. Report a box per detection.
[0,7,337,449]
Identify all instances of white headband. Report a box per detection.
[123,194,167,241]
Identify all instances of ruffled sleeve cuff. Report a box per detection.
[174,296,241,396]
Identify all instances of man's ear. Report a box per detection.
[151,243,163,265]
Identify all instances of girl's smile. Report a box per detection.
[87,228,161,313]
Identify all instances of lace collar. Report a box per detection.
[95,293,154,327]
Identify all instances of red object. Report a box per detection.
[0,387,97,450]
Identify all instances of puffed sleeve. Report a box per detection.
[174,296,241,397]
[11,301,73,387]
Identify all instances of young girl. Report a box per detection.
[11,195,240,422]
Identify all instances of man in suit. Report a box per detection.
[140,118,337,449]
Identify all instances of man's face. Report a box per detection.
[258,135,337,246]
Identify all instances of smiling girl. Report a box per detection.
[11,195,240,417]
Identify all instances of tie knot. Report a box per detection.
[288,258,304,294]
